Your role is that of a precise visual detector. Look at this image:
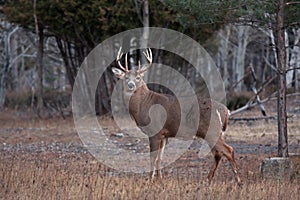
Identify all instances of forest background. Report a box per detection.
[0,1,299,153]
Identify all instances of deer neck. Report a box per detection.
[128,82,154,126]
[131,82,152,104]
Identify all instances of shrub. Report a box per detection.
[227,92,252,110]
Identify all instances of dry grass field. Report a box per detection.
[0,97,300,199]
[1,154,300,200]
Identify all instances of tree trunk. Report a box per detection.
[285,30,294,87]
[276,0,288,157]
[10,33,18,91]
[56,37,75,87]
[223,25,231,89]
[234,26,250,92]
[33,0,44,117]
[0,23,9,110]
[140,0,150,68]
[292,28,300,91]
[217,25,231,90]
[142,0,149,47]
[36,26,44,117]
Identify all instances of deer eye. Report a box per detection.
[135,76,141,82]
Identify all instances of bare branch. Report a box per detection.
[230,92,300,116]
[286,66,300,72]
[229,69,251,91]
[286,1,300,5]
[9,44,35,66]
[230,115,277,121]
[263,55,279,73]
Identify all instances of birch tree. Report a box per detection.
[216,25,231,89]
[0,20,10,110]
[0,17,22,110]
[232,25,251,91]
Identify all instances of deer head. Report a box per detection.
[112,47,153,92]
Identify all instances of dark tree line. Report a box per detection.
[0,0,181,114]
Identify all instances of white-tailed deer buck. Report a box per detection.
[112,48,241,184]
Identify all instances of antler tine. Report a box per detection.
[125,53,128,71]
[138,60,141,71]
[139,48,153,73]
[143,48,152,63]
[116,47,128,72]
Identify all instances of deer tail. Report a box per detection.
[222,109,230,132]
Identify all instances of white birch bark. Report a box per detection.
[217,25,231,89]
[290,28,300,91]
[0,21,19,109]
[233,25,250,92]
[285,30,294,87]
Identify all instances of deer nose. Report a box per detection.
[127,81,136,91]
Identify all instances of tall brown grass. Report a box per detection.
[1,153,299,200]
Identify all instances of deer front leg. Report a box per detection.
[149,133,161,180]
[149,130,166,180]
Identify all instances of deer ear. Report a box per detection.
[112,67,125,79]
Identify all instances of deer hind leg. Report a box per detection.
[207,149,222,184]
[221,140,241,183]
[208,136,241,183]
[149,132,166,180]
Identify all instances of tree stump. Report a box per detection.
[261,157,294,180]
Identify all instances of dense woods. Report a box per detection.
[0,0,299,156]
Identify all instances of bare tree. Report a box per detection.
[217,25,231,89]
[0,18,20,110]
[289,28,300,91]
[233,25,251,92]
[276,0,288,157]
[0,21,10,110]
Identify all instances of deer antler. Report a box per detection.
[138,48,152,74]
[116,47,129,72]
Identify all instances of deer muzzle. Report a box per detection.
[127,81,136,91]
